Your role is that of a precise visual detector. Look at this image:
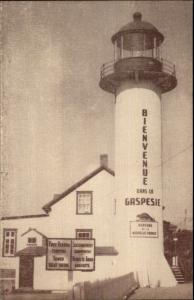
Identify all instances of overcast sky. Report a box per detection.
[1,1,192,226]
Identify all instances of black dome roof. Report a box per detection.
[111,12,164,45]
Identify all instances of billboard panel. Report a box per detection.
[71,239,95,271]
[46,238,72,270]
[46,238,95,271]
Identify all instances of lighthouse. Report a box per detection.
[99,12,177,287]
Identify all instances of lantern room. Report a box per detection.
[112,12,164,61]
[100,12,177,94]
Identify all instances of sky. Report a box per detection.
[1,1,192,227]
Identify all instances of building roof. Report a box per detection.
[15,246,118,257]
[21,228,47,238]
[1,214,49,220]
[15,246,46,257]
[1,164,114,219]
[42,165,114,213]
[95,246,118,256]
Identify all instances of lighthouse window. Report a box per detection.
[76,191,93,215]
[3,229,17,257]
[76,229,93,239]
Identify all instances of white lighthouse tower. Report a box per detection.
[99,12,177,287]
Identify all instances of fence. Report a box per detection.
[71,272,138,300]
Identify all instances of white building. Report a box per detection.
[0,155,118,291]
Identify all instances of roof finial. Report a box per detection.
[133,12,142,22]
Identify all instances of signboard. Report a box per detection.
[46,238,95,271]
[130,221,158,238]
[71,239,95,271]
[46,239,71,270]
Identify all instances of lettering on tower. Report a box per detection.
[125,197,160,206]
[125,108,161,206]
[142,109,148,185]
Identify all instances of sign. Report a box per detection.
[130,221,158,238]
[46,238,95,271]
[46,239,71,270]
[71,239,95,271]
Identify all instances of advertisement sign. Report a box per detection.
[46,238,71,270]
[71,239,95,271]
[46,238,95,271]
[130,221,158,238]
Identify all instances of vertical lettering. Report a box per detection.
[143,177,148,185]
[142,109,148,185]
[142,109,148,116]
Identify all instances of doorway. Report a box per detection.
[19,256,34,288]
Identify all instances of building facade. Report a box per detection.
[0,157,118,291]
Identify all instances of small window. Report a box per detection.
[28,237,37,244]
[3,229,17,257]
[76,191,93,215]
[76,229,93,240]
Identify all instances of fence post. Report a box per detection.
[73,283,84,300]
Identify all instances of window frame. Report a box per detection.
[76,229,93,240]
[3,228,17,257]
[76,191,93,215]
[27,237,37,245]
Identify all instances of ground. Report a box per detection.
[1,294,67,300]
[129,283,193,299]
[1,283,193,300]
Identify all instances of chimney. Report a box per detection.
[100,154,108,168]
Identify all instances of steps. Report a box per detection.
[171,266,185,284]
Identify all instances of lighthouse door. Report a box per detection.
[19,256,34,288]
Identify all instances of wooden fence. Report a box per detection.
[70,272,138,300]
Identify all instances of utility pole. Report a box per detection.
[184,209,187,229]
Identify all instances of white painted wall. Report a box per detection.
[113,81,176,287]
[34,256,69,290]
[0,169,116,290]
[48,170,114,246]
[0,217,48,255]
[34,255,115,290]
[20,230,43,250]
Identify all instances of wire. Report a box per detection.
[161,144,192,166]
[153,144,192,169]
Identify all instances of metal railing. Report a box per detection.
[160,58,176,76]
[100,57,176,79]
[100,60,115,79]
